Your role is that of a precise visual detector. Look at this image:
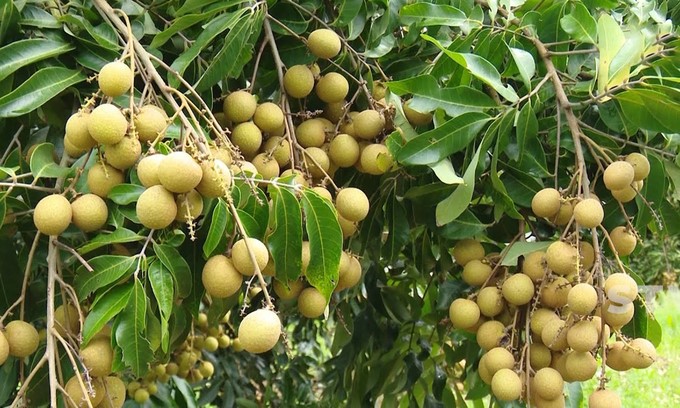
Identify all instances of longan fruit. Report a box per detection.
[540,277,570,308]
[87,162,124,197]
[533,367,564,401]
[134,105,168,143]
[297,118,327,148]
[65,112,96,149]
[307,29,341,59]
[622,338,656,368]
[329,133,360,167]
[136,185,177,229]
[491,368,522,401]
[603,161,635,190]
[566,320,599,352]
[567,283,598,316]
[284,65,315,98]
[231,122,263,157]
[71,193,108,232]
[522,251,546,282]
[589,389,622,408]
[303,147,330,178]
[33,194,72,236]
[609,226,637,256]
[238,309,281,353]
[625,152,650,181]
[359,143,392,175]
[335,187,369,222]
[529,308,559,337]
[529,342,553,370]
[253,102,284,133]
[541,319,569,351]
[546,241,578,276]
[403,100,433,126]
[564,351,597,381]
[353,109,385,140]
[476,320,506,351]
[223,91,257,123]
[316,72,349,103]
[104,136,141,170]
[484,347,515,376]
[477,287,505,317]
[573,198,604,228]
[88,104,128,145]
[462,259,493,286]
[231,237,269,276]
[98,61,133,97]
[158,151,203,193]
[604,273,638,305]
[531,188,561,218]
[501,274,535,306]
[175,189,204,222]
[452,239,485,266]
[601,300,634,328]
[448,298,480,329]
[136,154,164,187]
[298,287,328,318]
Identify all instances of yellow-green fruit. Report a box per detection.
[611,180,643,203]
[604,273,638,305]
[284,65,315,98]
[502,274,535,305]
[307,28,341,59]
[360,143,392,175]
[530,343,553,369]
[353,110,385,140]
[136,185,177,229]
[0,331,8,365]
[137,154,164,187]
[452,239,485,266]
[601,300,634,328]
[274,279,304,300]
[238,308,281,353]
[263,136,291,167]
[324,101,346,123]
[297,119,327,148]
[300,241,311,275]
[522,251,546,282]
[98,61,133,97]
[625,152,650,181]
[478,355,493,384]
[175,190,204,222]
[87,163,124,197]
[546,241,578,275]
[157,151,202,193]
[491,368,521,401]
[66,112,97,149]
[603,161,635,190]
[328,133,360,167]
[80,337,113,377]
[335,187,369,222]
[530,308,559,338]
[64,137,87,158]
[252,153,280,180]
[199,361,215,378]
[133,388,150,404]
[552,200,574,226]
[253,102,284,133]
[5,320,39,358]
[303,147,330,178]
[565,351,597,381]
[231,122,263,157]
[336,255,362,291]
[98,376,126,408]
[203,336,219,352]
[551,351,572,382]
[339,112,357,136]
[88,104,128,145]
[280,169,308,186]
[311,186,333,202]
[573,198,604,228]
[541,319,569,351]
[104,136,141,170]
[609,226,636,256]
[231,237,269,276]
[567,320,599,352]
[372,81,387,100]
[196,159,232,198]
[477,287,505,317]
[298,287,328,318]
[485,347,515,376]
[54,304,79,337]
[589,389,622,408]
[533,367,564,401]
[540,277,570,308]
[622,338,657,368]
[403,101,432,126]
[202,255,242,298]
[448,298,480,329]
[462,259,492,286]
[476,320,505,351]
[71,194,108,232]
[532,188,561,218]
[316,72,349,103]
[580,241,595,270]
[567,283,598,316]
[34,194,72,235]
[210,145,233,165]
[223,91,257,123]
[134,105,167,143]
[65,375,104,407]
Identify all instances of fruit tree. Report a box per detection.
[0,0,678,407]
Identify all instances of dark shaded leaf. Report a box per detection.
[268,186,303,283]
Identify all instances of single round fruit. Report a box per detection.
[316,72,349,103]
[452,239,485,266]
[80,337,113,377]
[448,298,480,329]
[324,101,346,123]
[573,198,604,228]
[231,237,269,276]
[298,287,328,318]
[65,375,104,407]
[462,259,493,286]
[485,347,515,376]
[175,190,204,222]
[104,136,141,170]
[134,105,167,143]
[303,147,330,178]
[625,153,650,181]
[203,336,219,352]
[589,389,622,408]
[530,308,559,337]
[284,65,315,98]
[297,119,327,147]
[329,133,360,167]
[223,91,257,123]
[99,376,126,408]
[609,226,636,256]
[34,194,72,235]
[197,159,233,198]
[238,309,281,353]
[532,188,562,218]
[540,277,570,308]
[611,180,643,203]
[307,29,341,59]
[71,194,108,232]
[5,320,39,358]
[136,185,177,229]
[567,283,598,315]
[202,255,242,298]
[353,110,385,140]
[476,320,505,351]
[263,136,291,167]
[231,122,263,157]
[580,241,595,270]
[199,361,215,377]
[541,319,569,351]
[403,101,432,126]
[87,163,124,197]
[158,151,202,193]
[553,200,574,226]
[622,338,656,368]
[66,112,96,149]
[529,343,552,369]
[311,186,333,202]
[601,300,634,328]
[253,102,284,133]
[604,273,638,305]
[252,153,280,180]
[501,274,535,306]
[137,154,164,187]
[337,214,357,238]
[54,304,79,337]
[360,143,392,175]
[533,367,564,400]
[565,351,597,381]
[603,161,635,190]
[0,331,8,365]
[476,287,505,317]
[567,320,599,352]
[64,137,87,158]
[335,187,369,222]
[88,104,128,145]
[522,251,546,282]
[546,241,578,275]
[133,388,150,404]
[98,61,133,97]
[491,368,522,401]
[605,341,629,371]
[336,255,362,291]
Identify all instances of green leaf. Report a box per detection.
[150,12,214,48]
[0,67,85,118]
[107,183,145,205]
[77,228,144,255]
[438,210,490,240]
[596,14,626,95]
[148,260,174,353]
[82,283,132,346]
[508,47,536,90]
[203,199,229,258]
[0,0,20,44]
[615,88,680,133]
[115,278,153,377]
[429,160,464,185]
[422,34,519,102]
[236,209,266,240]
[301,189,342,300]
[0,39,74,82]
[268,186,303,284]
[559,2,597,44]
[153,243,192,298]
[500,241,553,266]
[382,193,409,262]
[388,75,497,117]
[399,3,466,26]
[516,102,538,160]
[29,143,70,179]
[75,255,137,300]
[174,0,247,16]
[0,236,22,314]
[397,112,491,166]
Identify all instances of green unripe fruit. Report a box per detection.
[199,361,215,377]
[360,143,392,175]
[625,152,650,181]
[252,153,280,180]
[452,239,485,266]
[476,287,505,317]
[5,320,39,358]
[284,65,315,98]
[65,112,96,149]
[231,237,269,276]
[136,185,177,229]
[71,193,108,232]
[137,154,164,187]
[231,122,263,158]
[34,194,72,235]
[87,163,124,198]
[253,102,284,133]
[98,61,133,97]
[531,188,561,218]
[609,226,636,256]
[603,161,635,190]
[573,198,604,228]
[297,119,327,148]
[298,287,328,318]
[88,104,128,145]
[353,109,385,140]
[328,133,360,167]
[134,105,167,143]
[307,29,341,59]
[303,147,330,178]
[501,274,535,305]
[223,91,257,123]
[263,136,291,167]
[448,298,480,329]
[335,187,369,222]
[238,309,281,353]
[316,72,349,103]
[202,255,243,298]
[203,336,219,352]
[158,151,202,193]
[134,388,150,404]
[104,136,141,170]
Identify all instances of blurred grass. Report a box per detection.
[581,288,680,406]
